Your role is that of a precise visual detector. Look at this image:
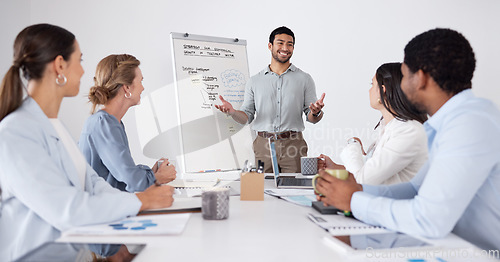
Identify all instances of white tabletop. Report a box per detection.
[58,180,344,261]
[58,180,487,262]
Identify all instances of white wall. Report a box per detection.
[1,0,499,169]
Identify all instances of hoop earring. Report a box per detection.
[124,91,132,99]
[56,74,67,86]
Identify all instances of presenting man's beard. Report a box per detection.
[272,50,291,64]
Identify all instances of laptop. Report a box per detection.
[269,139,313,189]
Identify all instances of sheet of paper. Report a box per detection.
[264,189,315,197]
[167,179,218,188]
[281,195,317,207]
[185,188,204,197]
[62,214,190,236]
[264,189,316,206]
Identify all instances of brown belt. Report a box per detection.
[257,131,300,140]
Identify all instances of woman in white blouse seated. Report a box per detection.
[320,62,428,185]
[0,24,173,261]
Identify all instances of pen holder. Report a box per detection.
[240,171,264,201]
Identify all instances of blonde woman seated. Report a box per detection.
[79,54,176,192]
[320,62,428,185]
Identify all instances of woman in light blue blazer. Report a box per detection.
[79,54,176,192]
[0,24,174,261]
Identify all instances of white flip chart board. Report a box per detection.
[170,32,254,173]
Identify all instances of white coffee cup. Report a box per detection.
[158,159,176,170]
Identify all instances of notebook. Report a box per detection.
[323,232,433,255]
[167,179,238,197]
[307,213,389,235]
[139,196,202,215]
[269,139,313,189]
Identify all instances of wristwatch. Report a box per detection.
[312,110,323,118]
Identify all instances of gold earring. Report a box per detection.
[377,99,382,104]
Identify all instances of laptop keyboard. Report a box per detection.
[279,177,312,187]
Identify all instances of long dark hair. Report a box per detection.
[376,62,428,124]
[0,24,75,121]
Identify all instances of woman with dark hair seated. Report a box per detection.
[320,62,428,185]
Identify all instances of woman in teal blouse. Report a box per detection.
[79,54,176,192]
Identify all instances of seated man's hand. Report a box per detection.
[315,169,362,211]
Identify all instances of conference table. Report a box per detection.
[58,180,490,262]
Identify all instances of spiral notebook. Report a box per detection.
[167,179,235,197]
[178,186,232,197]
[307,213,390,235]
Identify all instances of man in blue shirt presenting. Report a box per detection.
[315,28,500,252]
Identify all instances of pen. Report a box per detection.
[242,160,249,172]
[257,160,264,173]
[197,169,222,173]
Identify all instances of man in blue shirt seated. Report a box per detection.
[315,28,500,252]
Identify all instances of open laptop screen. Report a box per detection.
[268,139,280,186]
[268,138,313,189]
